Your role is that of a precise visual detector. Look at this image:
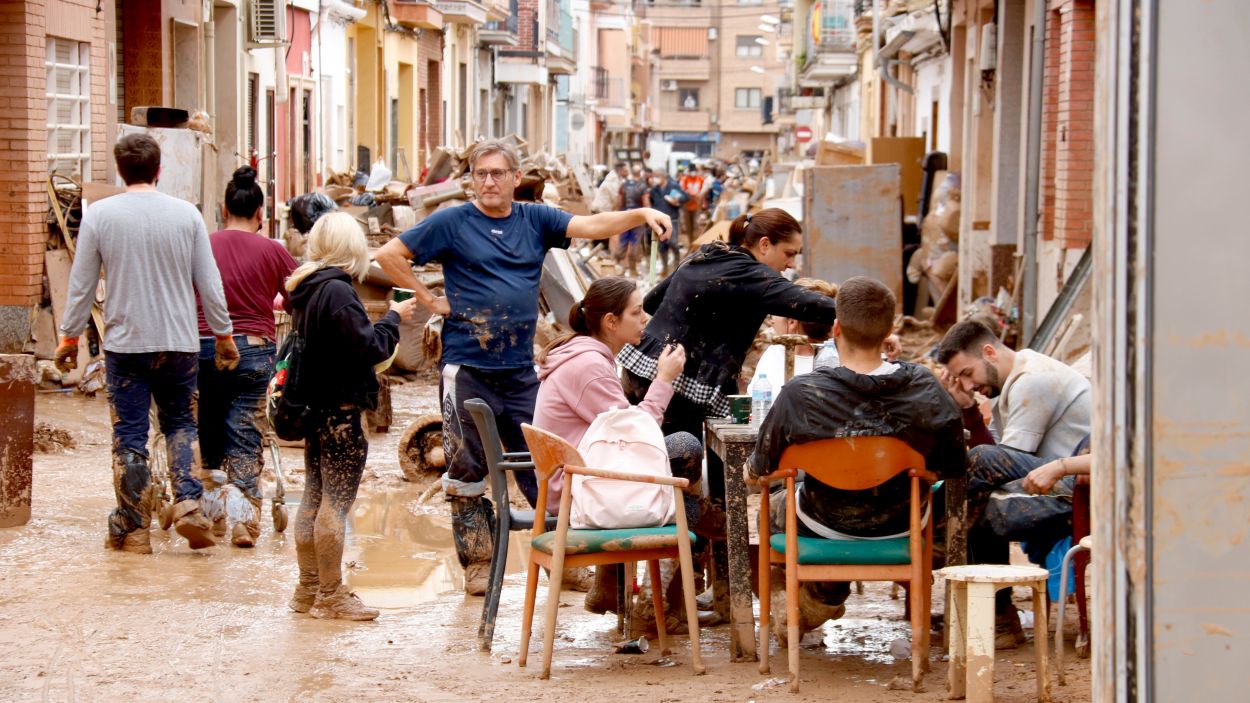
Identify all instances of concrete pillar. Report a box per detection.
[991,0,1026,247]
[0,354,35,528]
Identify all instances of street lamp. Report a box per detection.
[759,14,780,24]
[750,65,766,73]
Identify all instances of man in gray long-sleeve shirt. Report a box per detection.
[56,133,240,553]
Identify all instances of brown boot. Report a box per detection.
[231,522,257,548]
[310,586,379,621]
[105,528,153,554]
[584,564,621,614]
[213,516,228,538]
[463,562,490,597]
[172,499,216,549]
[770,578,847,647]
[562,567,594,592]
[289,583,318,613]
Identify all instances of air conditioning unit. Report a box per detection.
[661,80,678,92]
[249,0,286,47]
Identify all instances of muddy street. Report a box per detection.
[0,383,1089,702]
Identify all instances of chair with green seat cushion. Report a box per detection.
[756,436,937,693]
[517,423,705,680]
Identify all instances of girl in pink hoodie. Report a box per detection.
[534,276,697,512]
[533,276,705,627]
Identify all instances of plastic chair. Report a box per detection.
[1055,535,1092,686]
[464,399,557,652]
[518,424,705,679]
[1069,475,1092,656]
[757,436,936,693]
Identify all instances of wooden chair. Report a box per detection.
[757,436,937,693]
[517,424,706,679]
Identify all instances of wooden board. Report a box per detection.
[45,250,93,385]
[802,165,903,305]
[868,137,926,217]
[815,140,865,166]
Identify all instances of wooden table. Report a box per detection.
[704,419,759,662]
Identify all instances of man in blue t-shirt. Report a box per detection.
[376,139,673,594]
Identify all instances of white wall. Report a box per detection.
[912,54,952,154]
[828,78,860,142]
[316,7,358,174]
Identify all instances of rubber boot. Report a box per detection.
[584,564,621,614]
[769,572,847,647]
[172,499,216,549]
[629,559,688,638]
[290,541,320,613]
[224,456,262,548]
[450,495,496,596]
[105,449,154,553]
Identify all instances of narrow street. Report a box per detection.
[1,384,1089,702]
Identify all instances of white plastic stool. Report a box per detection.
[936,565,1051,702]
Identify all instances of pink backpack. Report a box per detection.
[570,407,677,529]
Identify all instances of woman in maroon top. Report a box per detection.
[196,166,298,547]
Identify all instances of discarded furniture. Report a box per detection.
[937,564,1052,703]
[1055,535,1093,685]
[802,165,903,306]
[464,399,555,652]
[758,437,936,693]
[518,424,705,679]
[704,419,760,662]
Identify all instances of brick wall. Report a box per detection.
[0,2,48,324]
[418,30,443,162]
[517,0,538,52]
[1041,0,1095,248]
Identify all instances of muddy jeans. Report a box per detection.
[104,351,200,536]
[295,409,367,595]
[966,444,1054,613]
[439,364,539,505]
[197,336,275,509]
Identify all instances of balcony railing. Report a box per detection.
[592,69,628,109]
[807,0,856,57]
[484,14,518,34]
[546,6,574,54]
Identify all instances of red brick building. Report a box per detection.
[0,0,115,352]
[1041,0,1095,248]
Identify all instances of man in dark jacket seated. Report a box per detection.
[746,276,967,643]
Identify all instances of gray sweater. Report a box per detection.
[60,190,233,353]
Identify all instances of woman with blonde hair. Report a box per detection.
[285,212,418,621]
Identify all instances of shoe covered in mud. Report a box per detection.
[289,583,318,614]
[212,516,228,538]
[994,609,1028,649]
[691,496,728,539]
[585,564,621,614]
[562,566,595,593]
[231,522,258,548]
[695,588,715,612]
[105,527,153,554]
[172,499,216,549]
[463,561,490,597]
[310,586,379,621]
[770,582,847,648]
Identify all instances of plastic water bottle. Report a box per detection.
[750,374,773,425]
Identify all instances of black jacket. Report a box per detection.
[288,267,400,412]
[636,241,837,402]
[748,362,966,537]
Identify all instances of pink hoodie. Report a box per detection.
[533,335,674,514]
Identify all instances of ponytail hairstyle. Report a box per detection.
[224,165,265,220]
[537,276,638,363]
[727,207,802,250]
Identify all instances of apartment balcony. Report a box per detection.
[497,57,548,84]
[434,0,488,25]
[656,57,710,81]
[483,0,510,20]
[545,8,576,74]
[799,0,857,85]
[590,69,629,112]
[480,16,520,45]
[389,0,444,30]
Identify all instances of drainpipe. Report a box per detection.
[204,12,216,223]
[1021,0,1046,340]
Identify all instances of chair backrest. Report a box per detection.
[777,436,925,491]
[465,398,509,504]
[520,423,585,483]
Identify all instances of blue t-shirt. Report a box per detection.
[398,202,572,369]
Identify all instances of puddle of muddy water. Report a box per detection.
[304,485,535,609]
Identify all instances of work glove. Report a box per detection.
[214,335,240,371]
[53,336,78,373]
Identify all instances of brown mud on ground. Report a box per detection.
[32,421,75,453]
[0,387,1091,702]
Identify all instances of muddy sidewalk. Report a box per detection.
[0,388,1090,702]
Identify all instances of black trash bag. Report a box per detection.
[287,193,337,234]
